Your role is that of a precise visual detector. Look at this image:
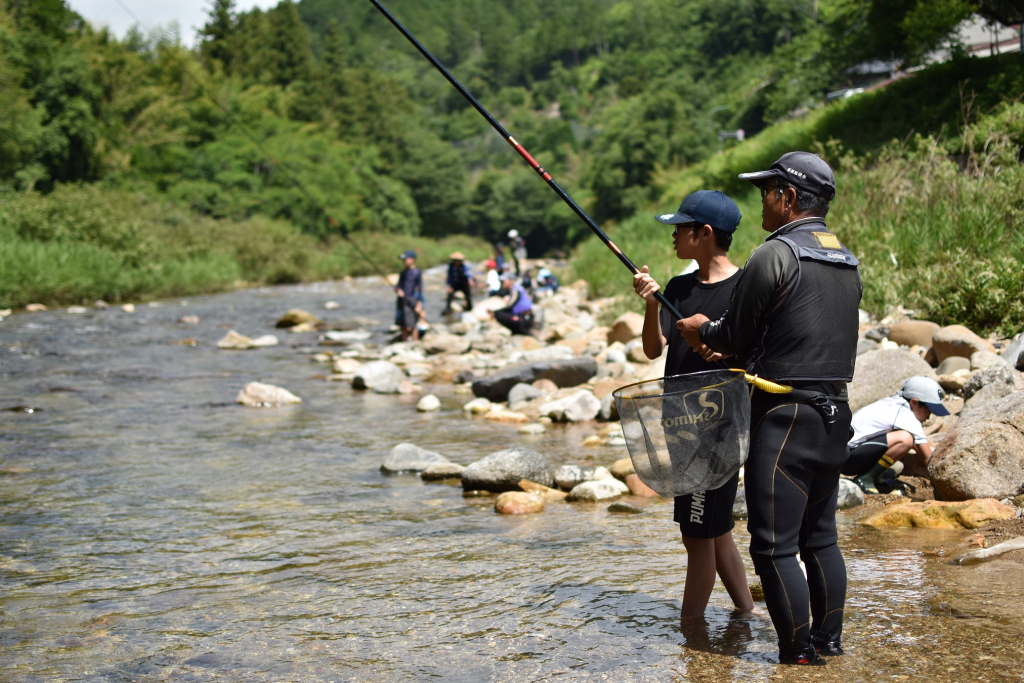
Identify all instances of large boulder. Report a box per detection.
[928,390,1024,501]
[276,309,323,328]
[352,360,405,393]
[962,363,1024,410]
[849,349,937,412]
[836,478,865,509]
[887,320,940,348]
[931,324,996,363]
[461,448,554,492]
[860,498,1014,529]
[471,357,598,402]
[607,312,644,345]
[382,443,451,473]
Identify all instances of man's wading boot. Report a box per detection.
[855,454,896,494]
[778,649,827,666]
[811,629,844,657]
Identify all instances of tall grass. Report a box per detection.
[0,185,491,309]
[572,102,1024,336]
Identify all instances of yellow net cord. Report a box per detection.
[728,369,793,394]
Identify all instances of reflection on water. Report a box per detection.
[2,281,1022,681]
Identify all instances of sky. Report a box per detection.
[68,0,279,47]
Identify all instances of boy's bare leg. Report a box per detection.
[713,531,755,612]
[681,535,717,620]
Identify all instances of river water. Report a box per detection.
[2,279,1023,682]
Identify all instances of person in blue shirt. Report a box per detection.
[535,268,559,295]
[491,274,534,335]
[395,250,424,341]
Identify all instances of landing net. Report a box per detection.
[613,369,751,497]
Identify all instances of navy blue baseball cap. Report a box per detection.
[399,250,417,260]
[655,190,742,233]
[738,151,837,201]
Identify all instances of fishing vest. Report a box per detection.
[751,219,863,382]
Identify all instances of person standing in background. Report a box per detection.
[508,229,527,275]
[395,250,424,341]
[443,252,475,315]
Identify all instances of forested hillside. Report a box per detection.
[1,0,1023,312]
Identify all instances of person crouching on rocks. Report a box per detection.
[632,189,754,624]
[395,250,424,341]
[491,274,534,335]
[444,252,476,315]
[845,376,948,494]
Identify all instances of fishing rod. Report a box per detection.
[367,0,684,321]
[112,0,393,286]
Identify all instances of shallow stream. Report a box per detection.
[2,279,1023,681]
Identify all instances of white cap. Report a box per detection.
[508,229,519,238]
[900,376,949,416]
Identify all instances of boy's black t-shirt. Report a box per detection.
[659,268,743,377]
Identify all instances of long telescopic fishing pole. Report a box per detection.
[368,0,684,321]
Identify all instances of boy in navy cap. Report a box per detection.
[632,189,754,625]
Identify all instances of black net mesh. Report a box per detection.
[613,369,751,497]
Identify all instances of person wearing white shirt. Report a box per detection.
[844,376,949,493]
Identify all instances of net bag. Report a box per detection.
[613,369,751,497]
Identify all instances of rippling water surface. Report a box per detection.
[2,280,1023,681]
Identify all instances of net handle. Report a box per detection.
[729,369,793,394]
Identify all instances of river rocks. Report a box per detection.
[836,478,865,509]
[178,314,200,324]
[605,348,628,364]
[217,330,257,350]
[599,393,619,421]
[962,362,1023,409]
[1001,332,1024,370]
[937,356,971,375]
[931,324,996,363]
[861,498,1014,529]
[610,457,635,480]
[519,479,567,501]
[276,309,323,328]
[121,303,135,312]
[970,350,1006,372]
[332,358,363,374]
[236,382,302,407]
[849,349,937,411]
[463,397,492,414]
[322,330,373,343]
[471,357,598,402]
[625,474,659,497]
[461,448,554,492]
[539,390,601,422]
[937,370,972,394]
[421,462,465,480]
[382,443,451,473]
[251,334,279,347]
[495,491,545,514]
[554,465,611,491]
[423,333,470,355]
[929,390,1024,501]
[608,502,644,513]
[566,477,630,502]
[416,394,441,412]
[887,320,940,348]
[483,409,529,423]
[608,312,644,344]
[519,423,546,435]
[508,383,544,408]
[857,339,880,355]
[352,360,405,393]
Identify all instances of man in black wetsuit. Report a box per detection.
[678,152,862,666]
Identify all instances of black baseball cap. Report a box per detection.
[738,151,837,201]
[655,190,742,233]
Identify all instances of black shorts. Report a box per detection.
[399,298,418,329]
[841,437,889,476]
[674,470,740,538]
